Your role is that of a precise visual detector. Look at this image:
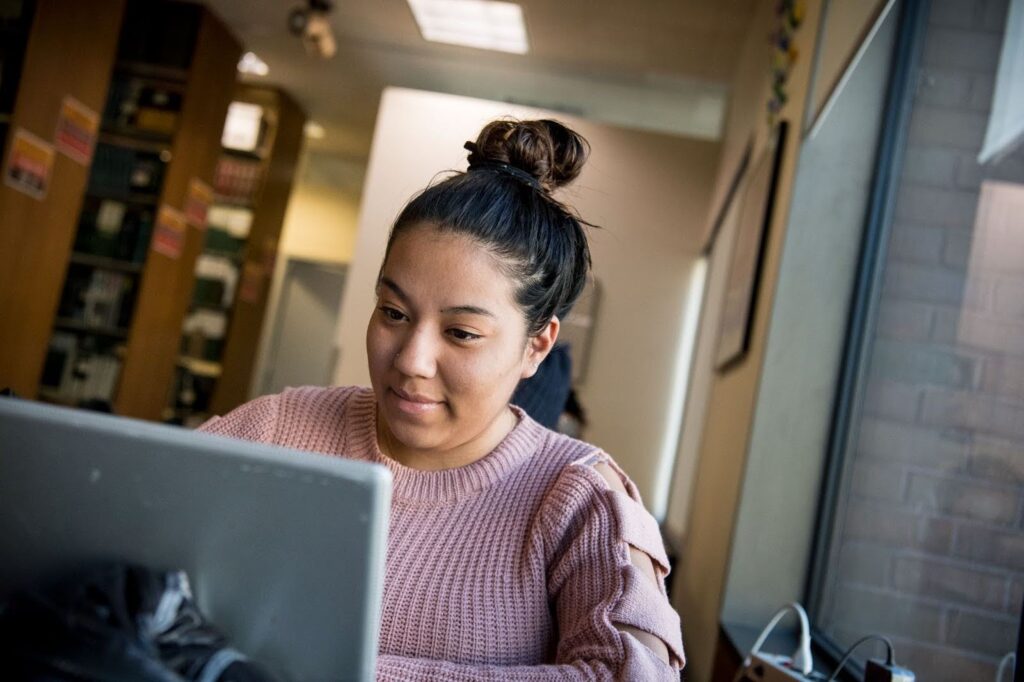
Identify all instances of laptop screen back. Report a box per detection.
[0,397,390,681]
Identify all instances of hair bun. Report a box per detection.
[468,119,589,192]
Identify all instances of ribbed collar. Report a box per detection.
[344,387,544,503]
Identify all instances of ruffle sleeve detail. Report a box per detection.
[539,453,686,677]
[605,490,670,577]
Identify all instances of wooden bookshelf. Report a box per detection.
[113,5,242,420]
[0,0,126,397]
[209,88,305,417]
[165,86,306,424]
[22,1,243,415]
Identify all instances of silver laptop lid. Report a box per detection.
[0,397,390,682]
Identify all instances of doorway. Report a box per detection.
[260,258,347,396]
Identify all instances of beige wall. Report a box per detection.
[663,203,736,548]
[277,152,364,264]
[671,0,894,679]
[249,150,364,398]
[277,183,359,262]
[671,0,822,678]
[334,87,719,513]
[811,0,891,124]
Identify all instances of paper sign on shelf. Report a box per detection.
[54,95,99,166]
[184,178,213,229]
[3,128,54,200]
[152,205,187,259]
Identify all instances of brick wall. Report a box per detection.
[819,0,1024,679]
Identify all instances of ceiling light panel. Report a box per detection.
[408,0,529,54]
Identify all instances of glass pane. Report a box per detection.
[817,1,1023,679]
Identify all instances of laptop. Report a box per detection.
[0,397,391,681]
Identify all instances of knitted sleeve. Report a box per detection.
[196,393,280,443]
[375,453,685,681]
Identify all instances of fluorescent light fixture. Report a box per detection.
[304,121,325,139]
[237,51,269,76]
[407,0,528,54]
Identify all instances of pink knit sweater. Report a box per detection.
[201,386,684,680]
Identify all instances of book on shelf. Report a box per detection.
[81,270,133,329]
[194,254,239,307]
[103,74,183,137]
[40,333,123,406]
[181,307,228,362]
[75,199,155,265]
[57,268,136,332]
[213,156,263,205]
[88,143,166,198]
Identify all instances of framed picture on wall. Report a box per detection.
[702,137,752,255]
[715,120,789,371]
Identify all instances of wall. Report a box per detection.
[249,150,363,399]
[277,152,364,263]
[663,254,716,547]
[810,0,895,122]
[667,0,896,677]
[333,87,719,513]
[722,0,898,628]
[662,0,794,548]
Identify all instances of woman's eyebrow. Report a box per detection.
[442,304,495,318]
[381,276,494,317]
[379,277,409,303]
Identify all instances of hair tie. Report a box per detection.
[463,141,542,190]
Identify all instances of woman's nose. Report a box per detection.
[393,328,438,378]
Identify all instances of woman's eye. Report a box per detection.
[379,306,406,322]
[448,328,481,342]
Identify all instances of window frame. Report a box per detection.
[802,0,931,674]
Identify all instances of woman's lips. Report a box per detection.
[389,387,443,416]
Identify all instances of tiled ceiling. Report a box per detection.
[203,0,755,158]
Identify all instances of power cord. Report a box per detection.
[732,606,915,682]
[824,635,893,682]
[996,652,1016,682]
[733,602,814,682]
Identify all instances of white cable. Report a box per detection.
[996,652,1016,682]
[734,602,814,680]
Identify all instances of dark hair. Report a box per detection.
[382,119,593,337]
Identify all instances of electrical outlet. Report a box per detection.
[737,653,825,681]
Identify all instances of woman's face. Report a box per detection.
[366,224,556,468]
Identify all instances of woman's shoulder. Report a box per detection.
[536,443,634,510]
[523,423,623,492]
[513,418,597,481]
[277,384,372,414]
[199,385,374,447]
[531,439,662,550]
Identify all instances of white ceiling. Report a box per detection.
[203,0,755,159]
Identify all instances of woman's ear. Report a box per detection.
[522,316,560,379]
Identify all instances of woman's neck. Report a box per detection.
[375,406,518,471]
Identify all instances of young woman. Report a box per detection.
[201,119,685,679]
